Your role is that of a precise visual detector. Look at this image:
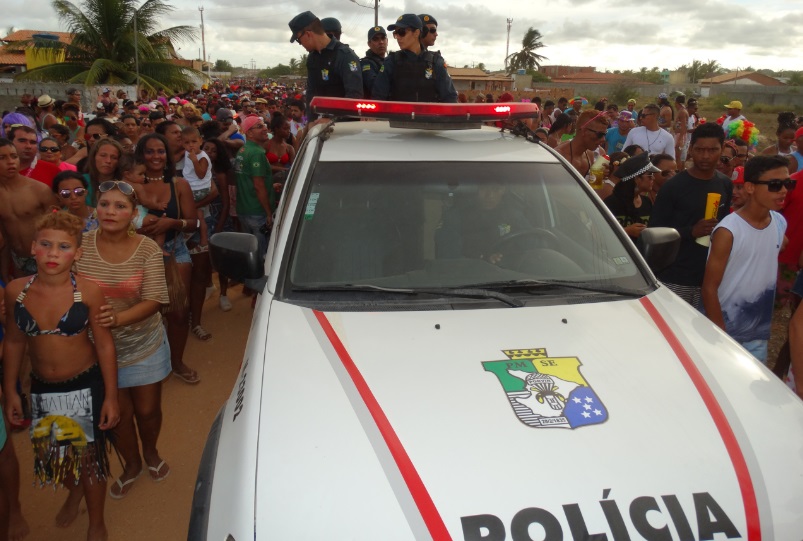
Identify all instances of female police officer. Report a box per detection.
[371,14,457,103]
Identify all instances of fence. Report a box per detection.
[0,83,137,115]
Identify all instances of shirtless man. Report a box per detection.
[555,110,609,180]
[673,95,690,171]
[0,138,59,282]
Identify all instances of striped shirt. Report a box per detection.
[77,231,168,367]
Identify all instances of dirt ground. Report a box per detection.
[7,283,252,541]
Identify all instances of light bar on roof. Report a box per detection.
[310,97,539,123]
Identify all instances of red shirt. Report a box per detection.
[779,169,803,267]
[20,159,60,189]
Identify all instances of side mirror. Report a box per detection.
[637,227,680,274]
[209,232,263,281]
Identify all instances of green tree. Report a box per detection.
[477,62,486,72]
[288,57,299,74]
[789,72,803,86]
[214,59,233,72]
[505,27,547,74]
[14,0,200,92]
[298,54,308,77]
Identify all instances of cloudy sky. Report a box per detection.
[7,0,803,74]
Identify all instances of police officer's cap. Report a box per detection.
[614,152,661,182]
[289,11,318,43]
[368,26,387,40]
[418,14,438,26]
[321,17,342,35]
[388,14,423,31]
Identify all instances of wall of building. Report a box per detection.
[0,83,137,115]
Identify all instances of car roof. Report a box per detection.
[316,121,563,163]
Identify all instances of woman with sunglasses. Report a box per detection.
[371,14,457,103]
[716,140,737,179]
[48,124,77,161]
[134,133,200,384]
[38,136,77,172]
[53,171,97,231]
[75,180,173,499]
[62,103,84,146]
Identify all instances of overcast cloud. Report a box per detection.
[6,0,803,73]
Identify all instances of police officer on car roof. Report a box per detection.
[289,11,363,110]
[418,14,438,51]
[361,26,387,98]
[371,14,457,103]
[321,17,342,41]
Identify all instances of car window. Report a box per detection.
[285,161,650,295]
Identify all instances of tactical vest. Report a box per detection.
[308,43,347,97]
[389,51,438,102]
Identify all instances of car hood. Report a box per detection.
[253,287,803,540]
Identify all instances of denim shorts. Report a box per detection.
[117,328,172,388]
[162,234,191,264]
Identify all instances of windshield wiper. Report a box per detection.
[292,284,525,307]
[463,279,645,298]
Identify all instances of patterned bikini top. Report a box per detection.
[14,273,89,337]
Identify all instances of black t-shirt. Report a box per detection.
[649,169,732,286]
[604,194,652,236]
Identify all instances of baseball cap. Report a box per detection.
[388,14,423,31]
[658,92,668,99]
[102,87,110,94]
[240,115,264,133]
[627,98,637,104]
[368,26,386,40]
[618,111,634,122]
[418,14,438,26]
[725,100,743,110]
[216,108,233,121]
[289,11,318,42]
[169,98,178,104]
[321,17,342,35]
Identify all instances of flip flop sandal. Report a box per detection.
[109,470,143,500]
[172,369,201,384]
[148,460,171,482]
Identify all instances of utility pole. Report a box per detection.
[134,4,139,94]
[199,6,206,70]
[505,18,513,69]
[374,0,379,27]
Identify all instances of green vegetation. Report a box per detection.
[505,28,546,75]
[14,0,200,92]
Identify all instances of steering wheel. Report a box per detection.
[488,228,560,268]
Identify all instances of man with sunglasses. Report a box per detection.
[418,14,438,51]
[703,156,792,364]
[371,14,457,103]
[8,125,60,188]
[623,103,675,159]
[361,26,388,98]
[649,122,732,309]
[555,110,609,180]
[288,11,363,111]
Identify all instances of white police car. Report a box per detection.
[189,98,803,540]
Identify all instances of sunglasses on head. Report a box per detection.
[99,180,135,196]
[58,187,87,199]
[748,178,796,192]
[720,156,732,163]
[39,145,60,153]
[84,133,104,141]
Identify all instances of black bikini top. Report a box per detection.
[14,273,89,337]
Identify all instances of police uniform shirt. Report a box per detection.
[372,49,457,103]
[305,38,364,109]
[360,50,385,98]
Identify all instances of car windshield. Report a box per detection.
[285,161,651,296]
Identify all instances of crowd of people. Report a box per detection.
[0,9,802,540]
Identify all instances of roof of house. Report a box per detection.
[699,71,785,86]
[447,67,511,82]
[551,71,641,84]
[0,29,74,66]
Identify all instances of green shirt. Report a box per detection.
[234,139,274,216]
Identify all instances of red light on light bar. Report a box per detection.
[310,97,539,123]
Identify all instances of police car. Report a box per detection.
[189,98,803,540]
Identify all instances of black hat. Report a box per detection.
[368,26,387,40]
[388,14,422,31]
[289,11,318,43]
[615,152,661,182]
[418,14,438,26]
[321,17,342,35]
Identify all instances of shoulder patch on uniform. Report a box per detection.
[349,61,358,72]
[380,65,384,73]
[362,64,371,71]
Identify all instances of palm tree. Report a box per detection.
[288,57,299,74]
[14,0,200,92]
[505,27,547,74]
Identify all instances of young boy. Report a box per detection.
[702,155,793,363]
[180,127,213,250]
